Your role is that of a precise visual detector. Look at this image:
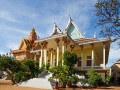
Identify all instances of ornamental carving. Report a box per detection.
[41,41,48,49]
[53,50,56,53]
[34,43,41,50]
[90,43,94,48]
[62,37,67,43]
[55,38,60,46]
[70,45,75,51]
[49,48,53,52]
[62,37,70,48]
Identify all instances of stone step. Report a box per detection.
[18,72,53,89]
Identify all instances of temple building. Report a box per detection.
[11,18,111,79]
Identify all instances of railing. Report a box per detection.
[76,66,104,70]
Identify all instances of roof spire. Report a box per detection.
[51,17,62,36]
[94,32,96,38]
[53,16,57,27]
[69,11,72,21]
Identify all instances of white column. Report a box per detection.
[91,45,94,68]
[39,50,43,67]
[103,44,106,69]
[62,44,65,65]
[53,54,55,67]
[44,49,47,67]
[56,46,59,66]
[81,46,84,69]
[50,51,53,67]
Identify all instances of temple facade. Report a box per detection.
[11,18,111,79]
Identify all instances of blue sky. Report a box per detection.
[0,0,120,67]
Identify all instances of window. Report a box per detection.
[86,56,91,66]
[77,57,81,67]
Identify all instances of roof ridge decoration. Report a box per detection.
[51,22,62,36]
[63,18,84,39]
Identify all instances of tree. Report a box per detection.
[95,0,120,43]
[0,55,41,84]
[63,51,78,67]
[49,51,79,88]
[0,55,21,79]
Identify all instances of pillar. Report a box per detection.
[62,44,65,65]
[39,50,43,67]
[91,44,94,68]
[103,43,106,69]
[50,51,53,67]
[56,46,59,66]
[81,46,84,69]
[53,54,55,67]
[44,49,47,67]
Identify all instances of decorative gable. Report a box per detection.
[51,23,62,36]
[64,19,84,39]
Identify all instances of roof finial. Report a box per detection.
[69,11,72,21]
[53,16,57,27]
[94,32,96,38]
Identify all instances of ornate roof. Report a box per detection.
[63,18,84,39]
[11,28,37,54]
[51,23,62,36]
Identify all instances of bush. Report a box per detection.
[105,73,111,85]
[88,69,103,86]
[70,75,79,85]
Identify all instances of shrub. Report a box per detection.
[88,69,103,86]
[105,73,111,85]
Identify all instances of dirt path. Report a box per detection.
[0,80,49,90]
[0,80,120,90]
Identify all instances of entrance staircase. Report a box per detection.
[18,71,54,90]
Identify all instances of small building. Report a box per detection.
[110,59,120,85]
[11,18,111,79]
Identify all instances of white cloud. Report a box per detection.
[109,48,120,61]
[0,11,19,22]
[0,24,29,35]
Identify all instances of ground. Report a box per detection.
[0,80,120,90]
[0,80,48,90]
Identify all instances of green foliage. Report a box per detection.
[88,69,103,86]
[46,63,50,70]
[0,55,21,73]
[70,75,79,85]
[105,73,111,85]
[0,56,41,84]
[12,71,26,83]
[63,51,78,67]
[49,51,79,87]
[79,78,88,85]
[22,59,40,78]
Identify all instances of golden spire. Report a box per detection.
[32,27,35,32]
[28,27,37,44]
